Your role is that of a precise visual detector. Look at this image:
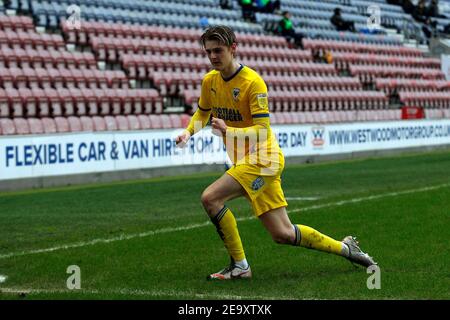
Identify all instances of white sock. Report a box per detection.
[234,258,249,269]
[341,243,350,257]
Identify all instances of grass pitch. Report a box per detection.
[0,150,449,300]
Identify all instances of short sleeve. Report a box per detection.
[249,76,270,118]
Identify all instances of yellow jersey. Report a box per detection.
[199,65,270,125]
[192,65,284,175]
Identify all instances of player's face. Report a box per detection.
[204,40,235,71]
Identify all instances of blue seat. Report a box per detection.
[7,0,20,11]
[34,8,48,27]
[18,0,31,13]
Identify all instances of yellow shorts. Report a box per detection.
[226,163,288,217]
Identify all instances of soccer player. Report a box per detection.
[175,26,377,280]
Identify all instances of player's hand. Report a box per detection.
[211,117,227,137]
[175,130,191,148]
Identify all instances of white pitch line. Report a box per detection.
[0,221,210,260]
[0,182,448,261]
[0,287,296,300]
[288,183,450,214]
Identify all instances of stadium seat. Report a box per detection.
[6,88,23,117]
[127,115,140,130]
[0,88,9,117]
[116,115,129,131]
[42,117,57,134]
[92,116,107,132]
[104,116,118,131]
[28,118,44,134]
[13,118,30,135]
[149,115,163,129]
[180,114,191,128]
[80,116,94,132]
[54,117,69,133]
[160,115,172,129]
[68,116,82,132]
[169,114,182,128]
[137,115,151,130]
[0,118,16,135]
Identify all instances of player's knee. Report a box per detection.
[201,191,220,215]
[201,190,213,207]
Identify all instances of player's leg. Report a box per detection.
[201,173,251,280]
[201,172,245,218]
[259,207,347,254]
[258,207,377,267]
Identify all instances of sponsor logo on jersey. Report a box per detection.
[213,107,243,122]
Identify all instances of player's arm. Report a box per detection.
[176,77,212,147]
[212,116,270,139]
[176,107,211,147]
[186,106,212,136]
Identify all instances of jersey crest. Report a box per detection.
[232,88,240,101]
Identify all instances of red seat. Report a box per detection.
[109,89,123,115]
[28,118,44,134]
[82,89,98,115]
[121,89,134,114]
[160,114,172,129]
[80,116,94,131]
[276,113,287,124]
[149,114,162,129]
[10,67,27,88]
[169,114,182,128]
[67,116,82,132]
[47,68,64,88]
[116,115,129,130]
[104,116,118,131]
[127,115,140,130]
[137,114,151,129]
[94,89,109,115]
[0,88,10,117]
[180,114,191,128]
[57,88,75,116]
[92,116,106,131]
[31,88,50,117]
[287,112,300,124]
[53,117,69,133]
[42,117,57,134]
[15,16,34,32]
[14,118,30,134]
[94,69,108,88]
[17,88,36,117]
[0,15,15,31]
[44,88,62,117]
[82,69,98,88]
[0,118,16,135]
[6,88,23,117]
[69,88,86,115]
[34,67,52,89]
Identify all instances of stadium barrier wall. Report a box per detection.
[1,119,450,191]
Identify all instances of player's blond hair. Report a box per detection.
[200,25,237,48]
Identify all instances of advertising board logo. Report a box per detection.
[312,127,325,148]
